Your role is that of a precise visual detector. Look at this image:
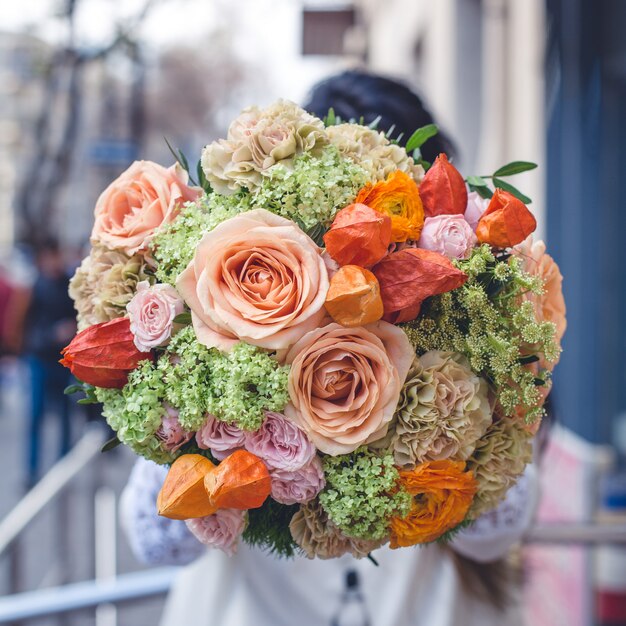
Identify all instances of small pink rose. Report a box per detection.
[156,406,193,452]
[186,508,247,556]
[464,191,489,232]
[127,281,185,352]
[91,161,199,255]
[270,456,325,505]
[418,215,477,259]
[245,411,315,471]
[196,414,246,461]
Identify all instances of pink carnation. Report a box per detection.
[185,508,247,556]
[196,414,246,461]
[464,191,489,231]
[127,281,185,352]
[418,215,477,259]
[270,456,325,505]
[245,411,315,471]
[156,406,192,452]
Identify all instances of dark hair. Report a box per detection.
[304,70,456,163]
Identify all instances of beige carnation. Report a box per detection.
[327,124,424,184]
[201,100,328,194]
[466,417,533,518]
[289,500,385,559]
[383,352,492,467]
[69,246,152,330]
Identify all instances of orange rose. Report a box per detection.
[390,460,477,547]
[283,321,414,455]
[355,171,424,242]
[91,161,200,255]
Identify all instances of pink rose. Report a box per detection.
[127,281,185,351]
[177,209,329,351]
[284,321,414,455]
[418,215,477,259]
[196,414,246,461]
[91,161,200,255]
[185,508,247,556]
[464,191,489,232]
[245,411,315,471]
[270,456,325,505]
[156,406,193,452]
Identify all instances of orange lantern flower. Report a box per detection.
[390,460,477,547]
[157,454,217,520]
[60,318,152,388]
[324,265,384,327]
[372,248,467,323]
[418,153,468,218]
[355,171,424,242]
[323,203,392,268]
[476,189,537,248]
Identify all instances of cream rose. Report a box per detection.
[91,161,200,255]
[283,321,414,455]
[177,209,329,351]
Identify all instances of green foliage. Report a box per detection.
[242,499,301,558]
[492,161,537,177]
[492,177,532,204]
[405,123,439,153]
[319,449,412,541]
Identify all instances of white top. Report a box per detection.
[121,459,536,626]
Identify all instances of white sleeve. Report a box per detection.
[450,464,539,563]
[119,457,205,566]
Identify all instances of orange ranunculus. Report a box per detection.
[372,248,467,323]
[475,189,537,249]
[325,265,383,327]
[418,153,468,218]
[355,171,424,242]
[60,318,152,388]
[323,204,392,268]
[390,460,477,547]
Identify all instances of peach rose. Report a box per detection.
[283,321,414,455]
[91,161,200,255]
[515,237,566,367]
[177,209,329,351]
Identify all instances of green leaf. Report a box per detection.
[492,161,537,177]
[323,107,336,127]
[77,397,99,405]
[534,377,546,387]
[305,222,328,247]
[163,137,197,186]
[368,115,382,130]
[64,384,84,395]
[405,124,439,153]
[492,178,532,204]
[519,354,540,365]
[101,436,121,453]
[466,175,490,188]
[469,183,493,200]
[173,312,192,325]
[196,160,211,194]
[177,149,190,173]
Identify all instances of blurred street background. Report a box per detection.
[0,0,625,625]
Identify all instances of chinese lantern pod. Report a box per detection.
[325,265,384,327]
[157,454,217,520]
[204,449,271,510]
[419,153,468,218]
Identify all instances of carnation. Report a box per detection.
[270,456,325,505]
[69,246,152,331]
[186,508,247,556]
[466,417,533,518]
[386,352,492,466]
[245,411,315,471]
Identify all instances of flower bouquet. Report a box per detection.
[63,100,565,558]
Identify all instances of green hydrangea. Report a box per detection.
[402,245,559,423]
[319,448,412,541]
[158,327,290,432]
[95,360,174,464]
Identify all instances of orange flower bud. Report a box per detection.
[60,318,152,388]
[419,154,468,218]
[324,265,384,327]
[323,204,392,268]
[157,454,217,520]
[372,249,467,323]
[476,189,537,248]
[204,449,271,510]
[390,460,477,547]
[355,171,424,242]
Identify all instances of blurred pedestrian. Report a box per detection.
[23,239,77,488]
